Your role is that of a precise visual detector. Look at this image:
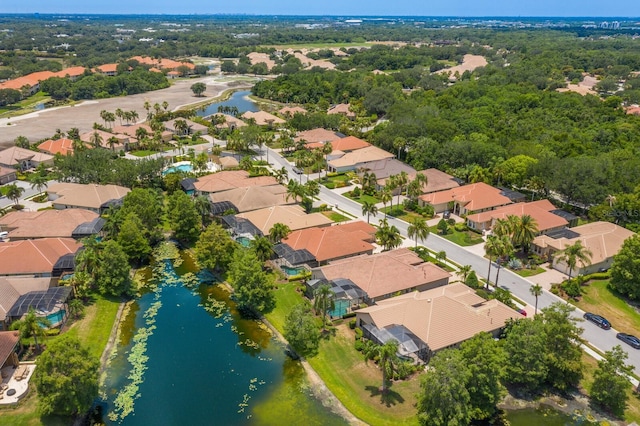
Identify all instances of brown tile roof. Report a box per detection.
[95,63,119,73]
[294,128,342,143]
[217,156,240,169]
[0,71,56,90]
[0,209,99,239]
[209,185,293,213]
[0,277,50,321]
[466,200,568,233]
[419,182,512,212]
[533,221,635,264]
[241,111,286,126]
[0,331,20,365]
[357,283,520,351]
[0,165,17,178]
[306,136,370,152]
[164,118,209,134]
[112,123,153,136]
[236,205,333,234]
[193,170,277,194]
[282,221,377,263]
[625,105,640,115]
[53,66,87,78]
[317,248,451,299]
[327,103,355,117]
[0,146,54,167]
[327,146,395,169]
[0,238,82,276]
[80,130,128,150]
[211,113,247,129]
[37,138,75,156]
[279,106,307,116]
[47,183,130,210]
[378,168,459,194]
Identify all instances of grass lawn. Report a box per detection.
[0,294,120,425]
[265,281,304,332]
[129,150,158,157]
[429,226,484,247]
[344,192,380,205]
[570,279,640,333]
[322,210,351,222]
[0,92,52,118]
[320,174,351,189]
[379,207,426,223]
[515,266,546,277]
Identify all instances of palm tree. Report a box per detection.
[458,265,473,283]
[250,236,274,263]
[174,119,189,137]
[5,183,24,206]
[30,172,48,195]
[90,131,103,149]
[143,101,151,121]
[363,339,400,393]
[321,141,333,178]
[380,188,392,219]
[361,201,378,224]
[494,235,513,287]
[286,179,305,203]
[162,101,169,112]
[376,219,402,251]
[314,284,335,332]
[436,250,447,266]
[530,284,543,315]
[11,307,50,352]
[273,167,288,185]
[513,214,538,253]
[407,217,429,248]
[395,171,408,206]
[484,234,501,289]
[554,241,593,281]
[269,222,291,243]
[107,136,120,152]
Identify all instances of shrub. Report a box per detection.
[507,258,523,270]
[447,218,456,226]
[348,319,357,329]
[454,222,467,232]
[550,283,562,295]
[354,340,364,351]
[586,272,610,280]
[562,279,582,299]
[354,327,363,340]
[351,186,361,197]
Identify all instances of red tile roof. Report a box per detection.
[0,238,82,276]
[37,138,75,156]
[306,136,370,152]
[419,182,511,212]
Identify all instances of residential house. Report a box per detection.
[241,111,286,128]
[0,147,54,171]
[80,130,131,151]
[356,283,520,361]
[327,103,355,119]
[191,170,277,195]
[278,106,307,117]
[208,185,293,214]
[37,138,76,156]
[312,248,450,304]
[217,156,240,170]
[326,146,395,173]
[280,221,376,267]
[0,70,57,96]
[210,113,246,131]
[532,221,635,274]
[0,166,17,185]
[0,277,50,330]
[128,56,195,72]
[94,63,119,76]
[47,182,130,213]
[0,238,82,280]
[377,168,460,195]
[0,331,19,367]
[112,123,172,144]
[0,209,100,240]
[305,135,370,153]
[234,205,333,235]
[360,158,416,182]
[466,200,569,234]
[164,118,208,136]
[418,182,512,215]
[294,128,343,144]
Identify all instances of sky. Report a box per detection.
[3,1,640,18]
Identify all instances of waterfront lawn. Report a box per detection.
[309,325,421,426]
[569,279,640,333]
[266,281,304,332]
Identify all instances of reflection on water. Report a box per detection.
[196,90,259,117]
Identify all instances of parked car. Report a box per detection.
[616,333,640,349]
[293,167,303,174]
[583,312,611,330]
[518,309,527,317]
[443,210,451,219]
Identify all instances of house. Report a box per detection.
[377,168,460,195]
[326,146,395,173]
[327,103,356,119]
[0,331,19,367]
[305,135,370,153]
[53,66,87,81]
[112,123,172,143]
[47,183,130,213]
[0,238,82,280]
[356,283,520,361]
[235,205,333,235]
[164,118,208,136]
[208,185,293,214]
[0,147,54,171]
[0,166,17,185]
[280,221,377,266]
[466,200,569,234]
[532,221,635,275]
[37,138,76,156]
[128,56,195,72]
[210,113,246,131]
[279,106,307,117]
[191,170,277,195]
[241,111,286,127]
[360,158,416,182]
[0,209,100,240]
[80,130,131,151]
[312,248,450,304]
[0,70,57,95]
[0,277,50,330]
[94,63,119,76]
[217,156,240,170]
[294,128,343,144]
[419,182,512,215]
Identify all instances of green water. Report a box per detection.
[506,406,593,425]
[101,251,346,426]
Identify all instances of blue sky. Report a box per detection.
[3,1,640,17]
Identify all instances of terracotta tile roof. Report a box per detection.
[193,170,277,194]
[112,123,153,136]
[0,331,20,365]
[80,130,128,149]
[0,146,54,167]
[47,183,130,210]
[0,71,56,90]
[0,238,82,276]
[236,205,333,234]
[0,209,98,239]
[95,63,119,73]
[211,113,246,129]
[317,248,451,299]
[282,221,377,263]
[327,103,355,117]
[327,146,394,169]
[241,111,286,126]
[357,283,520,351]
[294,128,341,143]
[279,106,307,116]
[37,138,75,156]
[217,156,240,169]
[53,66,87,78]
[419,182,512,212]
[362,158,415,180]
[0,277,50,321]
[0,165,17,178]
[164,118,209,134]
[378,168,459,194]
[625,105,640,115]
[533,221,635,264]
[209,185,293,213]
[306,136,370,152]
[467,200,568,232]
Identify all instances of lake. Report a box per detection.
[195,90,259,117]
[100,250,346,426]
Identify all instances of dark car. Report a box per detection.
[293,167,303,174]
[583,312,611,330]
[443,210,451,219]
[617,333,640,349]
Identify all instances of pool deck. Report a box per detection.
[0,362,36,404]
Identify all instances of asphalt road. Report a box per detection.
[265,145,640,375]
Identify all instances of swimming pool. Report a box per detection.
[236,236,252,247]
[162,163,194,175]
[281,266,306,276]
[45,309,66,327]
[329,299,350,319]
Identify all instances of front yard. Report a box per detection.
[430,225,484,247]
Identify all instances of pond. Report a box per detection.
[195,90,259,117]
[100,248,346,426]
[506,406,592,425]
